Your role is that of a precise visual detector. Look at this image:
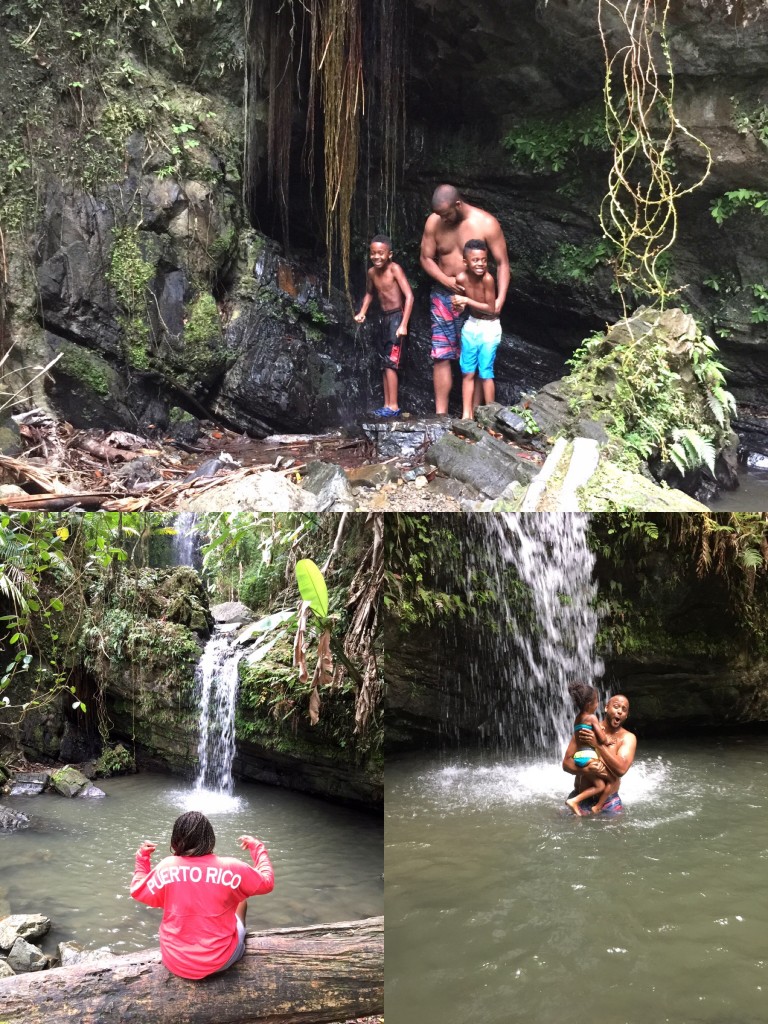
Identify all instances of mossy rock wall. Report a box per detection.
[384,517,768,750]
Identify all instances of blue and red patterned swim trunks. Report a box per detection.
[430,285,463,362]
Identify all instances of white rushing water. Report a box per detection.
[466,512,603,753]
[193,633,244,800]
[172,511,202,567]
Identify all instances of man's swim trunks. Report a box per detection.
[566,790,624,816]
[430,285,463,361]
[374,308,404,370]
[459,315,502,378]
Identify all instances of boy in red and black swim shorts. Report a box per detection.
[355,235,414,417]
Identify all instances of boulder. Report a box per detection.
[7,937,48,974]
[0,958,15,978]
[345,463,401,488]
[210,602,255,626]
[360,417,453,460]
[300,461,356,511]
[427,431,540,498]
[77,784,106,798]
[181,471,320,512]
[0,915,51,952]
[49,765,90,798]
[0,806,30,833]
[58,942,116,968]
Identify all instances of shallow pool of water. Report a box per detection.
[709,462,768,511]
[2,773,383,956]
[385,738,768,1024]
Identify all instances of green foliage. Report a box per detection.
[296,558,329,617]
[200,513,320,605]
[502,100,609,173]
[536,239,612,287]
[590,513,768,657]
[749,283,768,324]
[106,225,156,366]
[732,100,768,148]
[598,2,711,306]
[58,345,112,397]
[564,312,736,474]
[0,516,74,711]
[509,405,541,436]
[384,514,469,628]
[710,189,768,225]
[93,742,135,777]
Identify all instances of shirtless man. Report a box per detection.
[562,693,637,815]
[419,184,510,415]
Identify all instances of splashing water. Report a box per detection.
[193,633,244,797]
[466,512,603,754]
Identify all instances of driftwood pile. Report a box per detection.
[0,411,368,511]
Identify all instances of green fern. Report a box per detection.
[739,548,765,570]
[669,428,716,474]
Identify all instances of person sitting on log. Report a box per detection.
[131,810,274,979]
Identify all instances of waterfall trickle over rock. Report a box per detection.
[467,512,603,754]
[193,633,244,796]
[172,512,202,567]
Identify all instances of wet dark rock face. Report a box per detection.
[397,0,768,443]
[385,525,768,751]
[5,1,768,438]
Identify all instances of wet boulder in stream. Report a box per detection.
[7,938,48,974]
[49,765,91,798]
[0,915,51,952]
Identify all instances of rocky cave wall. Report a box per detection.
[384,522,768,750]
[2,1,768,441]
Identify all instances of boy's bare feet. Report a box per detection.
[565,798,581,815]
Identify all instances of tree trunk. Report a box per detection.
[0,918,383,1024]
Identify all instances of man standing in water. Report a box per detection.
[562,694,637,815]
[420,184,510,414]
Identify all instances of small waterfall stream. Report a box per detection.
[466,512,603,754]
[193,632,244,796]
[172,511,202,567]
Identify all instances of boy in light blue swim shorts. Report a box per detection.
[451,239,503,421]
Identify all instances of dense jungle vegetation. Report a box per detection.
[0,512,384,780]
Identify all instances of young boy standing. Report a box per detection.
[354,234,414,417]
[451,239,502,421]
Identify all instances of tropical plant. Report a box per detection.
[564,312,736,475]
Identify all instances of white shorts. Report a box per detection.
[215,916,247,973]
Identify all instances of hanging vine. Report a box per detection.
[361,0,407,241]
[256,1,405,298]
[598,0,712,306]
[306,0,364,295]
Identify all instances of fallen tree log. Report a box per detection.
[0,917,383,1024]
[0,491,115,510]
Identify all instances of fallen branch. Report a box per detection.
[0,917,383,1024]
[0,491,115,510]
[0,454,68,494]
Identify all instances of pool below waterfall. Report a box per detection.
[3,773,383,957]
[385,735,768,1024]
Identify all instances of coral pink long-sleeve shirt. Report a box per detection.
[130,839,274,979]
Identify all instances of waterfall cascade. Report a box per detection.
[172,511,202,568]
[466,512,603,754]
[193,632,244,795]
